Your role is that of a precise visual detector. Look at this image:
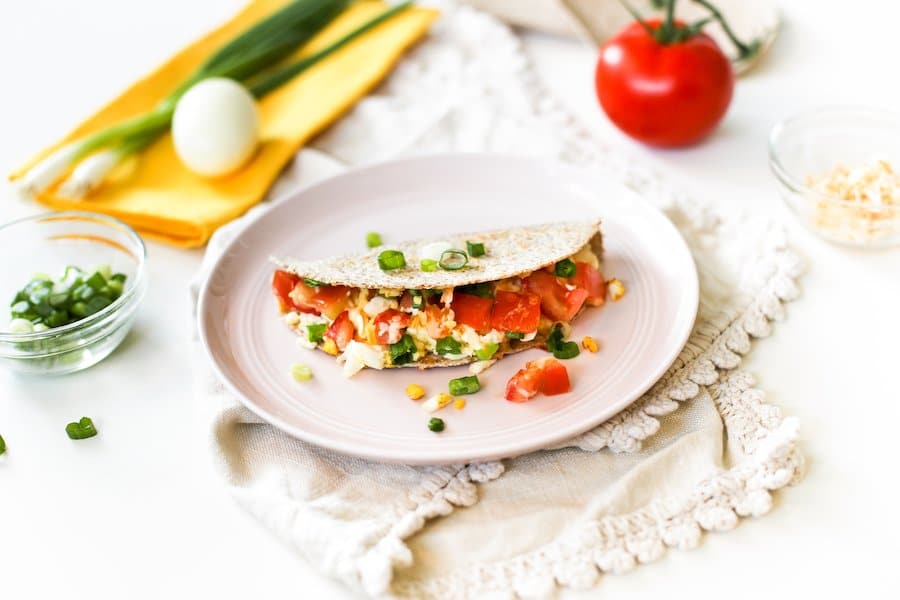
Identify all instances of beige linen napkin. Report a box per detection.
[192,2,803,597]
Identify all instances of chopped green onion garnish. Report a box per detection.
[420,259,438,272]
[306,323,327,343]
[428,417,445,433]
[0,433,5,455]
[475,343,499,361]
[389,334,417,365]
[366,232,383,248]
[448,375,480,395]
[436,336,462,355]
[553,341,580,360]
[304,278,328,287]
[85,271,107,291]
[506,331,525,340]
[546,325,564,351]
[439,250,468,271]
[466,241,485,257]
[458,282,493,298]
[291,364,313,382]
[411,293,425,309]
[555,259,576,278]
[65,417,98,440]
[378,250,407,271]
[111,273,127,283]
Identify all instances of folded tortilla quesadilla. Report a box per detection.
[271,220,607,377]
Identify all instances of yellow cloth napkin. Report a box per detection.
[10,1,438,247]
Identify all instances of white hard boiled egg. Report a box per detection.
[172,78,260,177]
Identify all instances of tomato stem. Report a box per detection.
[690,0,761,60]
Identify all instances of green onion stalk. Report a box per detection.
[20,0,414,200]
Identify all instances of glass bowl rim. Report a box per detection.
[768,105,900,211]
[0,210,147,345]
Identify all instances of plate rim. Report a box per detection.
[197,153,699,464]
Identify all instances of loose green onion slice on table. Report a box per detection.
[304,278,328,287]
[389,334,417,365]
[428,417,445,433]
[0,433,6,455]
[366,232,383,248]
[436,336,462,355]
[506,331,525,340]
[466,241,485,257]
[555,258,576,278]
[378,250,407,271]
[291,364,313,382]
[420,259,438,272]
[546,324,579,359]
[65,417,98,440]
[306,323,327,343]
[439,250,468,271]
[475,343,499,361]
[448,375,480,395]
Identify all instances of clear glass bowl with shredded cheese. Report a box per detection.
[769,106,900,248]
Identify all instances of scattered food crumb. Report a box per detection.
[582,336,599,353]
[608,278,626,302]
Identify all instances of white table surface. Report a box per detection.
[1,1,898,598]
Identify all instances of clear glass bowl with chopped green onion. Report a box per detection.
[0,211,147,375]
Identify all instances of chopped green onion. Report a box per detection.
[555,259,576,278]
[439,250,468,271]
[389,334,417,365]
[475,343,499,361]
[0,433,5,455]
[111,273,127,283]
[378,250,407,271]
[436,336,462,355]
[546,325,564,352]
[7,318,33,334]
[65,417,98,440]
[506,331,525,340]
[92,264,113,280]
[290,364,313,382]
[85,271,107,291]
[304,278,328,287]
[366,232,383,248]
[306,323,327,343]
[411,293,425,309]
[554,341,580,359]
[458,282,493,298]
[448,375,480,395]
[420,259,438,272]
[466,241,485,257]
[428,417,445,433]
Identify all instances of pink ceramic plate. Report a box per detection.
[198,154,698,465]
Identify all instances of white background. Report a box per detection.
[1,1,898,598]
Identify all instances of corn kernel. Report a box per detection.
[322,338,339,355]
[582,336,599,353]
[453,398,466,410]
[422,393,454,413]
[608,278,626,302]
[406,384,425,401]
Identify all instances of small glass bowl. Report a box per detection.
[0,211,147,375]
[769,106,900,248]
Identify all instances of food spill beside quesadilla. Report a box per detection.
[270,220,608,377]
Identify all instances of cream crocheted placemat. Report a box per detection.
[191,2,805,597]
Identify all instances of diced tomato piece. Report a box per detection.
[505,364,543,402]
[539,358,571,395]
[399,292,414,312]
[505,358,571,402]
[424,304,452,339]
[523,271,588,322]
[272,270,304,313]
[490,291,541,333]
[450,293,494,333]
[288,279,351,320]
[572,262,606,306]
[325,310,355,350]
[373,309,412,345]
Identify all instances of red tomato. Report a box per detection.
[572,262,605,307]
[288,279,351,320]
[523,271,588,322]
[490,291,541,333]
[450,293,493,333]
[373,309,412,345]
[271,270,301,312]
[505,358,571,402]
[595,19,734,147]
[325,310,355,350]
